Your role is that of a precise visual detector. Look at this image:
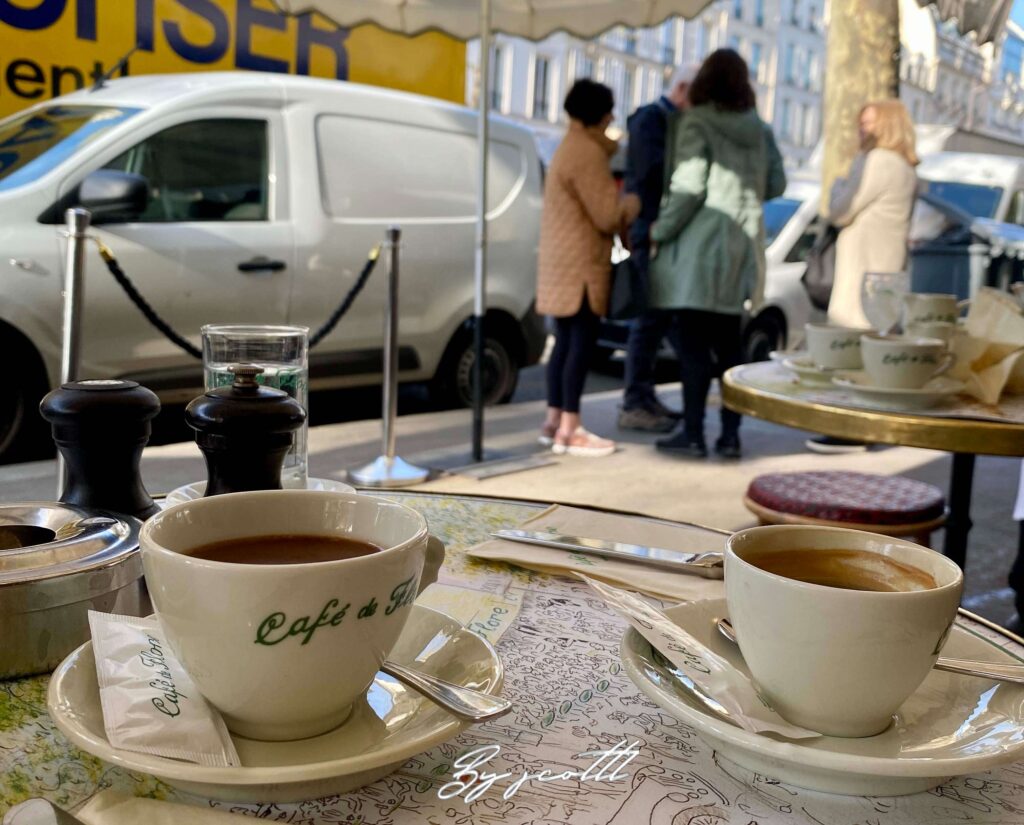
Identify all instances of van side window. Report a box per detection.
[1010,190,1024,226]
[103,119,268,222]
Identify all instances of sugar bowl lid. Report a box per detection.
[0,502,141,590]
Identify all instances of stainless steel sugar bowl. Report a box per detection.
[0,502,145,679]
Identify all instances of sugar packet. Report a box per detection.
[87,611,240,766]
[579,575,821,739]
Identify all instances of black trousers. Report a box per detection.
[673,308,743,441]
[546,300,599,414]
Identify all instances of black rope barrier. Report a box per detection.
[92,239,381,359]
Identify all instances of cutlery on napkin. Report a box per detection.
[467,505,726,602]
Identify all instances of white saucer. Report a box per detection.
[48,605,503,803]
[831,372,965,411]
[768,349,802,365]
[621,598,1024,796]
[164,477,355,507]
[781,355,837,386]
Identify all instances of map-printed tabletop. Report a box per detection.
[3,492,1024,824]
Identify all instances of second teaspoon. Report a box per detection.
[715,618,1024,686]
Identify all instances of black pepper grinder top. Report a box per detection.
[39,379,161,519]
[185,364,307,497]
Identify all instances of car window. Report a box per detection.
[785,215,821,264]
[1009,190,1024,225]
[763,197,802,247]
[103,119,268,222]
[921,180,1003,219]
[0,105,138,192]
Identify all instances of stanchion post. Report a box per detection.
[349,227,429,487]
[57,207,91,497]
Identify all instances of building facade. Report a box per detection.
[466,0,1024,171]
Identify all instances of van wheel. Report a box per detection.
[743,312,785,363]
[432,328,519,409]
[0,334,51,464]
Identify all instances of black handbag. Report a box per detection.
[801,223,839,312]
[608,236,646,320]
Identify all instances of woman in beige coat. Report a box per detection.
[536,80,640,456]
[827,100,919,329]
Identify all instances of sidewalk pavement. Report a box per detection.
[4,382,1020,626]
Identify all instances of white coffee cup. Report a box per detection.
[860,333,954,389]
[902,293,965,326]
[141,490,442,741]
[805,323,864,370]
[725,525,962,737]
[905,321,956,345]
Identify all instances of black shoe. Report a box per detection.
[655,431,708,458]
[715,435,742,459]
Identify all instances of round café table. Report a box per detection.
[722,361,1024,604]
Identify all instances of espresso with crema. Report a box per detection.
[186,534,382,565]
[749,548,938,592]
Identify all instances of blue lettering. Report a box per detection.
[76,0,96,40]
[236,0,289,73]
[163,0,229,64]
[135,0,155,50]
[0,0,65,30]
[296,14,348,78]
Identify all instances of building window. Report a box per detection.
[754,0,765,27]
[661,19,677,63]
[802,104,815,146]
[490,46,504,111]
[577,52,594,79]
[778,98,791,138]
[783,44,796,84]
[728,35,740,52]
[624,28,638,55]
[733,0,743,20]
[751,43,763,81]
[623,66,636,111]
[696,21,707,58]
[1002,35,1024,84]
[533,57,550,120]
[790,0,801,26]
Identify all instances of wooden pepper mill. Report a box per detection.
[39,379,161,519]
[185,364,306,496]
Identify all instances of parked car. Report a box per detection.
[595,177,826,366]
[0,72,545,461]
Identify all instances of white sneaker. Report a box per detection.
[552,427,616,457]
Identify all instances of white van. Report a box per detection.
[917,152,1024,224]
[0,72,544,460]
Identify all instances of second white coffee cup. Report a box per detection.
[860,333,954,389]
[725,525,962,737]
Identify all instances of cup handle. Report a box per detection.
[934,352,956,378]
[418,535,446,595]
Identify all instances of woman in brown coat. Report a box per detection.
[537,80,640,456]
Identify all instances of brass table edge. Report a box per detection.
[722,368,1024,457]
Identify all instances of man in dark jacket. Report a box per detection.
[618,63,699,432]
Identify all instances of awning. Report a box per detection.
[279,1,714,40]
[919,0,1014,44]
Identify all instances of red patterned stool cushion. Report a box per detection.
[746,471,945,526]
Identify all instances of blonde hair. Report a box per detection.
[861,100,919,166]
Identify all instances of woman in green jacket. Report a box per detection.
[650,49,786,459]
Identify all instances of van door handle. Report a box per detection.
[238,257,286,273]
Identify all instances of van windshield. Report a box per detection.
[922,180,1003,219]
[0,105,139,192]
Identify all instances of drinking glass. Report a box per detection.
[202,324,310,488]
[861,271,910,334]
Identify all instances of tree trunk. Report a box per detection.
[821,0,901,214]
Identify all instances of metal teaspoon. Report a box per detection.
[380,661,512,722]
[715,617,1024,686]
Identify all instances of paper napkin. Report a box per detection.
[952,288,1024,404]
[77,791,247,824]
[467,504,725,602]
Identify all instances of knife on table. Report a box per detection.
[490,529,724,578]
